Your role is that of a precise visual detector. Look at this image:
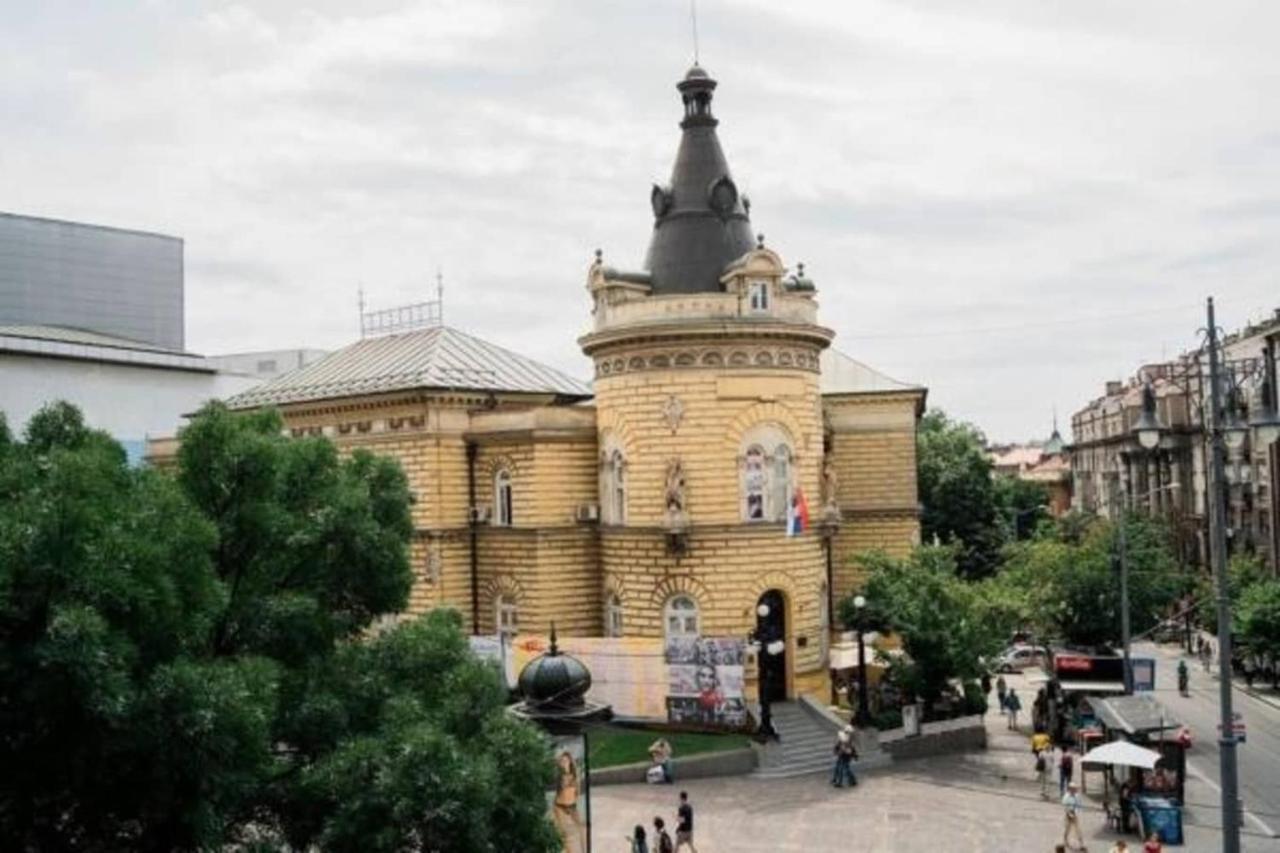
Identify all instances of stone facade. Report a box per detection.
[175,65,927,707]
[1070,309,1280,573]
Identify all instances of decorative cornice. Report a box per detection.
[592,342,822,379]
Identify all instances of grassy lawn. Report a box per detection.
[588,728,751,769]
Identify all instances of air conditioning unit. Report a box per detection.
[575,503,600,522]
[468,505,491,524]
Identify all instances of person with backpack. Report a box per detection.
[652,816,674,853]
[1035,746,1051,799]
[1058,746,1075,796]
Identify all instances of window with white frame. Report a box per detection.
[494,468,513,526]
[739,424,795,522]
[664,595,699,639]
[748,280,769,312]
[495,594,518,641]
[606,594,624,638]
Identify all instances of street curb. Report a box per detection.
[1208,670,1280,712]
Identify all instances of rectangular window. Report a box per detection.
[748,281,769,312]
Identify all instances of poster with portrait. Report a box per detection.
[547,734,590,853]
[664,637,747,728]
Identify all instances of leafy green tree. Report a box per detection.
[990,514,1186,648]
[994,474,1051,541]
[1237,581,1280,683]
[843,546,1007,712]
[1193,554,1270,635]
[916,409,1004,578]
[0,402,557,851]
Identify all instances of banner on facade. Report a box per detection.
[663,637,748,728]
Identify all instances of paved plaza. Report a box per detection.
[592,671,1280,852]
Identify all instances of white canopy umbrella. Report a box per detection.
[1082,740,1162,769]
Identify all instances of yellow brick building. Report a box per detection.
[217,65,925,705]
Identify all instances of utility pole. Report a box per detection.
[1119,519,1132,694]
[1206,296,1241,853]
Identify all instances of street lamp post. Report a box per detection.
[852,595,871,726]
[1206,297,1243,853]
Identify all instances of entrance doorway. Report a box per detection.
[756,589,787,703]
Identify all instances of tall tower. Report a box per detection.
[580,66,834,701]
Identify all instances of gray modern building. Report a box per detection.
[0,212,258,461]
[0,212,184,350]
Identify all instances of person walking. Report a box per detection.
[1062,783,1085,851]
[1005,687,1022,731]
[652,817,674,853]
[1109,841,1129,853]
[831,724,859,788]
[996,674,1008,709]
[674,791,698,853]
[1142,832,1164,853]
[1058,746,1075,797]
[627,825,649,853]
[1035,745,1051,799]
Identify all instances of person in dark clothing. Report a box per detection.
[1058,746,1075,796]
[652,817,674,853]
[675,791,698,853]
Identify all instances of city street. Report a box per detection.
[591,671,1280,851]
[1140,640,1280,841]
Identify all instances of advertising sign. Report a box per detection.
[664,637,748,728]
[548,734,590,853]
[1130,657,1156,692]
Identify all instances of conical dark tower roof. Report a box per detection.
[643,65,756,294]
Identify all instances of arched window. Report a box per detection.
[495,594,518,641]
[600,442,627,525]
[739,424,795,522]
[494,469,513,526]
[664,595,699,639]
[605,594,624,638]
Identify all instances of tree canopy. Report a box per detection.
[916,409,1048,578]
[985,514,1186,648]
[0,401,557,851]
[842,546,1007,711]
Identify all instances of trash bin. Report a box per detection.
[1135,795,1183,845]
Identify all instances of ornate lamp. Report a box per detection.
[1132,381,1162,451]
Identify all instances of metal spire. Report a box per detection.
[690,0,700,64]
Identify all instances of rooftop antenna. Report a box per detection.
[436,267,444,325]
[690,0,700,64]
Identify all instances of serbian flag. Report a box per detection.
[786,486,810,536]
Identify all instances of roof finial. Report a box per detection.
[797,262,805,277]
[594,248,603,264]
[549,621,559,655]
[756,232,765,250]
[690,0,700,65]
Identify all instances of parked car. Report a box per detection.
[994,645,1048,673]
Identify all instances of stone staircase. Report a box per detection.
[751,700,890,780]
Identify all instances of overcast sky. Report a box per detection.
[4,1,1279,442]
